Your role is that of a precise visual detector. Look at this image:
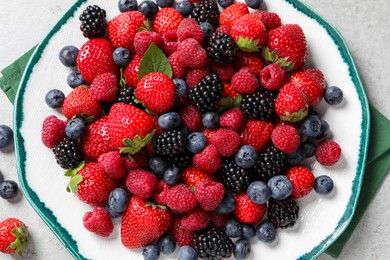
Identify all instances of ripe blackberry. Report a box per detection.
[268,197,299,229]
[189,74,224,113]
[207,32,238,63]
[53,137,84,169]
[193,228,233,259]
[240,88,278,121]
[154,130,188,156]
[117,87,135,104]
[167,152,193,169]
[79,5,107,38]
[189,0,220,28]
[219,158,253,193]
[251,146,287,181]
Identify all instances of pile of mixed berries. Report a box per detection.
[41,0,344,259]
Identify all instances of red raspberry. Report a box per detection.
[253,10,282,31]
[83,206,113,237]
[162,30,178,55]
[41,115,66,148]
[186,67,212,89]
[124,55,142,87]
[286,166,315,198]
[171,217,194,246]
[90,73,118,102]
[126,170,158,199]
[134,31,163,56]
[210,128,242,157]
[123,152,150,172]
[194,180,224,212]
[168,51,187,78]
[216,25,231,35]
[181,208,211,231]
[153,179,171,206]
[179,105,202,132]
[219,2,249,27]
[260,64,289,91]
[212,63,235,82]
[271,125,301,153]
[240,120,274,152]
[166,184,198,212]
[219,108,244,132]
[182,167,217,187]
[234,192,267,224]
[192,145,221,174]
[231,67,259,94]
[177,18,204,43]
[153,7,183,35]
[234,51,265,76]
[202,128,216,144]
[210,211,230,228]
[98,151,126,179]
[177,38,208,68]
[315,139,342,166]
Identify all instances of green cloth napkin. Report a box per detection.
[1,48,389,259]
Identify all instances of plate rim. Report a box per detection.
[13,0,370,259]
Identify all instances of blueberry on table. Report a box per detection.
[143,244,160,260]
[286,148,306,166]
[235,145,259,169]
[224,218,242,238]
[314,175,334,195]
[0,180,18,199]
[138,1,159,21]
[163,166,181,185]
[158,112,181,130]
[217,0,234,8]
[233,238,251,260]
[247,181,271,204]
[186,132,207,154]
[113,47,131,67]
[65,118,86,140]
[200,22,214,40]
[313,119,330,140]
[245,0,263,9]
[202,112,219,129]
[45,89,65,108]
[108,188,129,214]
[149,155,169,178]
[118,0,138,12]
[59,45,79,67]
[324,86,343,105]
[67,71,86,88]
[157,234,176,255]
[216,192,236,214]
[0,125,13,149]
[175,1,195,17]
[267,175,293,200]
[156,0,174,8]
[173,78,188,98]
[300,115,322,138]
[178,246,198,260]
[256,221,277,243]
[301,141,316,158]
[241,224,255,240]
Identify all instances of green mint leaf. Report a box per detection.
[138,43,172,80]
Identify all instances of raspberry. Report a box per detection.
[271,125,301,153]
[202,128,216,144]
[216,25,231,35]
[219,108,244,132]
[124,55,142,87]
[234,192,266,224]
[181,208,211,231]
[162,30,178,55]
[240,120,274,153]
[123,151,150,171]
[315,139,342,166]
[168,51,187,78]
[186,67,212,89]
[253,10,282,31]
[286,166,315,199]
[210,211,229,228]
[98,151,126,179]
[83,206,113,237]
[177,18,204,43]
[126,170,158,199]
[192,145,222,174]
[166,184,198,212]
[134,31,163,56]
[210,128,242,157]
[212,63,235,82]
[182,167,217,187]
[260,64,289,91]
[41,115,67,148]
[171,217,194,246]
[194,180,225,211]
[90,73,118,102]
[153,179,171,205]
[179,105,202,132]
[231,67,259,94]
[177,38,208,68]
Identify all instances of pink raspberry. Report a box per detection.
[153,179,171,206]
[177,18,204,43]
[179,105,202,132]
[186,67,212,89]
[168,51,187,78]
[177,38,208,68]
[260,63,288,91]
[41,115,67,148]
[123,151,150,171]
[83,206,113,237]
[90,73,118,102]
[210,211,229,228]
[193,145,222,174]
[171,217,194,246]
[216,25,231,35]
[231,67,259,94]
[271,125,301,153]
[219,108,244,132]
[194,180,225,212]
[315,139,342,166]
[97,151,126,179]
[126,170,158,199]
[162,30,178,55]
[210,128,242,157]
[166,184,197,212]
[181,208,211,231]
[124,55,142,87]
[134,31,163,56]
[212,63,235,82]
[253,10,282,31]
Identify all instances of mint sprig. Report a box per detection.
[138,43,172,80]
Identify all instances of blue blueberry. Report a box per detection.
[235,145,258,169]
[175,1,195,17]
[156,0,174,8]
[256,221,277,243]
[300,115,321,138]
[65,118,86,139]
[0,125,13,149]
[233,239,251,260]
[267,175,293,200]
[247,181,271,204]
[301,141,316,158]
[173,78,188,98]
[143,244,160,260]
[45,89,65,108]
[200,22,214,40]
[59,45,79,67]
[149,156,169,178]
[138,1,159,20]
[324,86,343,105]
[108,188,129,213]
[217,0,234,8]
[216,192,236,214]
[308,110,319,117]
[113,47,131,67]
[186,132,207,154]
[106,204,123,218]
[245,0,263,9]
[314,175,334,195]
[287,148,306,166]
[314,119,330,140]
[67,71,86,88]
[0,180,18,199]
[157,234,176,254]
[178,246,198,260]
[202,112,219,129]
[224,218,242,238]
[158,112,181,130]
[241,224,255,240]
[163,166,181,186]
[119,0,138,12]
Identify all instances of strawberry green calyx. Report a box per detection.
[236,36,260,52]
[65,161,85,193]
[280,109,308,122]
[218,94,242,113]
[120,129,156,155]
[262,47,294,72]
[78,113,95,123]
[8,223,28,255]
[145,201,167,210]
[119,68,127,88]
[137,20,152,32]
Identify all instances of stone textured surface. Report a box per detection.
[0,0,389,259]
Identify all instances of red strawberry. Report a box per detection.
[186,67,212,89]
[154,8,183,35]
[153,179,171,205]
[260,63,289,91]
[83,206,113,237]
[177,18,204,43]
[231,67,259,94]
[286,166,315,199]
[0,218,28,255]
[124,55,142,87]
[240,120,274,152]
[234,51,265,76]
[210,211,229,228]
[168,51,188,78]
[41,115,66,148]
[166,184,198,212]
[275,83,309,122]
[171,216,194,246]
[212,63,235,82]
[126,170,158,199]
[134,31,163,56]
[62,86,102,121]
[77,38,119,84]
[234,192,266,224]
[290,69,326,107]
[271,125,301,153]
[98,151,126,179]
[181,208,211,231]
[267,24,308,71]
[193,145,222,174]
[121,196,172,248]
[315,139,342,166]
[179,105,202,132]
[177,38,208,68]
[90,73,118,102]
[210,129,242,157]
[221,83,240,103]
[219,3,249,27]
[162,30,178,55]
[253,10,282,31]
[194,180,224,212]
[123,151,150,171]
[182,167,217,187]
[219,108,244,131]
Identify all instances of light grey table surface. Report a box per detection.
[0,0,389,259]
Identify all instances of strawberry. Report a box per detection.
[192,145,222,174]
[182,167,217,187]
[181,208,211,231]
[41,115,66,148]
[267,24,308,71]
[121,196,172,248]
[177,18,204,43]
[286,166,315,199]
[194,180,225,212]
[178,105,202,132]
[186,67,212,89]
[135,72,176,114]
[240,120,274,152]
[253,10,282,31]
[260,63,289,91]
[124,55,142,87]
[209,128,242,157]
[0,218,28,255]
[134,31,163,56]
[77,38,119,84]
[168,51,188,78]
[231,67,259,94]
[90,73,118,102]
[166,184,197,212]
[62,85,102,121]
[210,211,229,228]
[234,192,266,224]
[222,83,240,103]
[315,139,342,166]
[153,8,183,35]
[275,83,309,122]
[162,30,178,55]
[212,63,235,82]
[234,51,265,76]
[219,3,249,27]
[290,69,326,108]
[83,206,113,237]
[126,169,158,199]
[171,216,194,246]
[98,151,126,179]
[219,108,244,131]
[271,125,301,153]
[123,151,149,171]
[177,38,208,68]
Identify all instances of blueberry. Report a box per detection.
[267,175,293,200]
[314,175,334,195]
[301,141,316,158]
[59,45,79,67]
[202,112,219,129]
[287,148,306,166]
[178,246,198,260]
[157,234,176,254]
[113,47,131,67]
[175,1,195,17]
[247,181,271,204]
[216,192,236,214]
[0,125,13,149]
[156,0,174,8]
[225,218,242,238]
[324,86,343,105]
[108,188,129,213]
[245,0,263,9]
[163,166,181,186]
[186,132,207,154]
[314,119,330,140]
[45,89,65,108]
[256,221,277,243]
[217,0,234,8]
[173,78,188,98]
[67,71,86,88]
[65,118,86,139]
[308,110,319,117]
[138,1,159,20]
[118,0,138,12]
[241,224,255,240]
[143,244,160,260]
[235,145,258,169]
[158,112,181,130]
[233,239,251,260]
[0,180,18,199]
[106,204,123,218]
[300,115,322,138]
[149,156,169,178]
[200,22,214,40]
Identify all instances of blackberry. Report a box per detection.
[207,32,238,63]
[189,74,224,113]
[117,87,136,104]
[154,130,188,156]
[193,228,233,259]
[167,152,193,169]
[240,88,277,121]
[53,137,84,169]
[79,5,107,38]
[189,0,220,28]
[219,158,253,193]
[251,146,287,181]
[268,197,299,229]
